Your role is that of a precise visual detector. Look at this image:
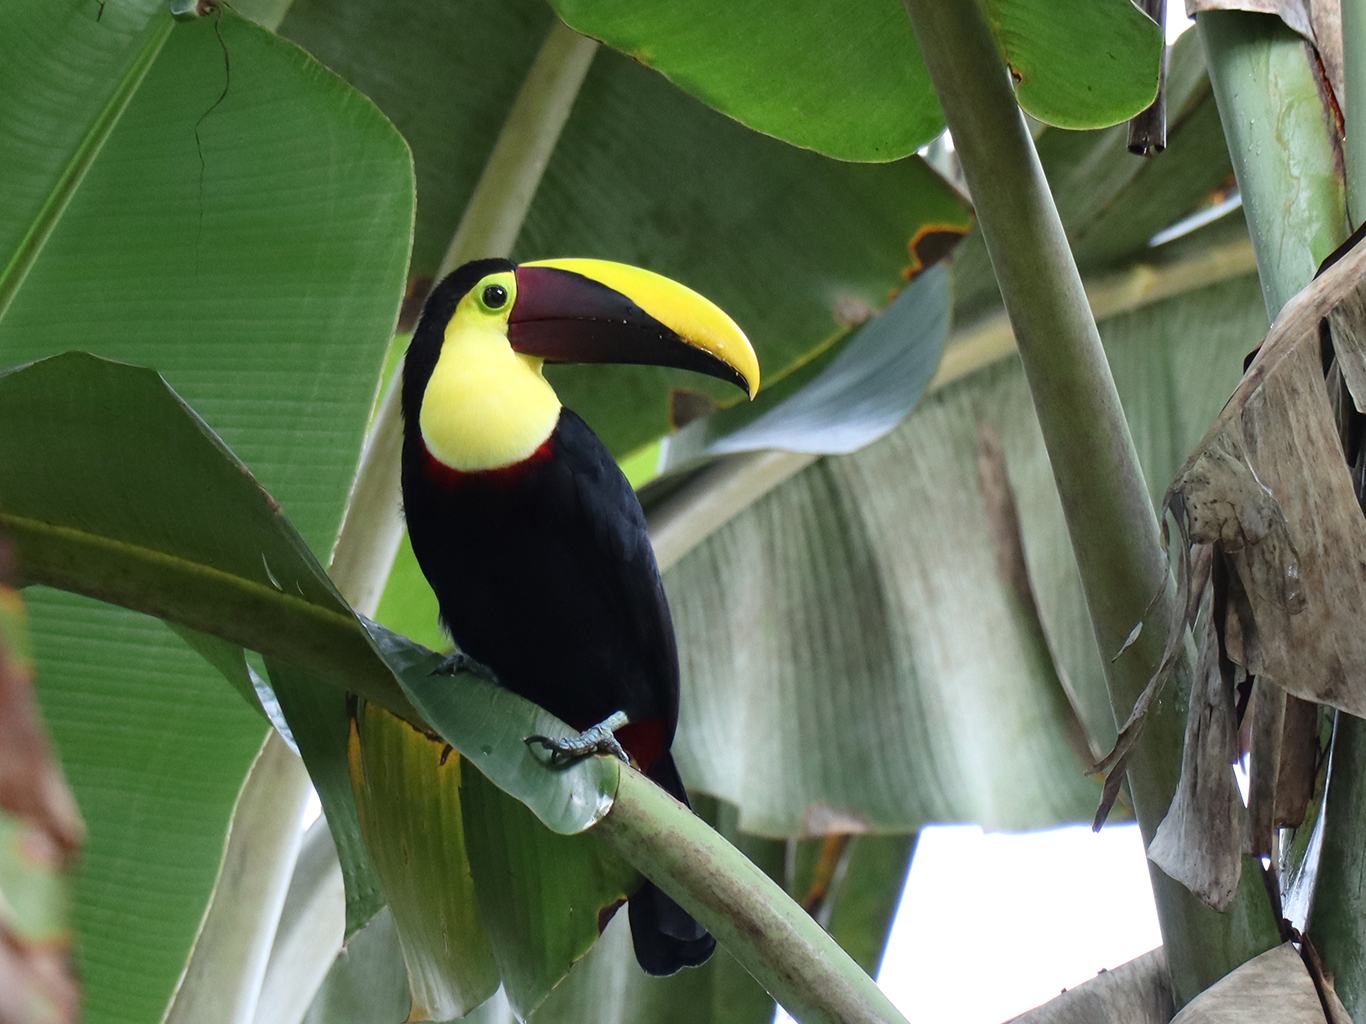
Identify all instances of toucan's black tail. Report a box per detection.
[628,753,717,976]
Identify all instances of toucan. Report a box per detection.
[399,257,760,976]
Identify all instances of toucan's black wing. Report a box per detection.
[537,408,681,744]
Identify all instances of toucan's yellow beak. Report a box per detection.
[510,258,759,398]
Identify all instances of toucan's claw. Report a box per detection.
[527,710,631,766]
[432,650,500,686]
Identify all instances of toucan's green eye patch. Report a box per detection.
[464,272,515,317]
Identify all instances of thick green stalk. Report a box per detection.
[1299,0,1366,1013]
[1199,11,1348,320]
[592,770,909,1024]
[901,0,1278,1004]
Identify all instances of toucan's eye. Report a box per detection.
[482,284,508,309]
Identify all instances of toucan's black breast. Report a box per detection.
[401,409,680,751]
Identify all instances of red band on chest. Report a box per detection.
[422,436,555,489]
[615,718,666,774]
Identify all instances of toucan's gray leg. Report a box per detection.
[527,711,631,765]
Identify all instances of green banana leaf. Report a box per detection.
[953,29,1235,330]
[268,663,385,939]
[659,272,1271,836]
[663,263,951,466]
[0,6,414,1020]
[547,0,1160,162]
[0,351,658,1014]
[0,353,618,835]
[280,0,971,457]
[349,701,500,1021]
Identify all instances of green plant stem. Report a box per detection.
[901,0,1278,1005]
[1301,0,1366,1013]
[592,769,909,1024]
[1198,11,1347,320]
[1310,716,1366,1021]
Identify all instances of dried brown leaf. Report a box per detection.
[1170,942,1350,1024]
[1138,237,1366,912]
[0,538,82,1024]
[1247,677,1286,860]
[1147,591,1245,911]
[1274,695,1320,829]
[1328,275,1366,413]
[1167,236,1366,719]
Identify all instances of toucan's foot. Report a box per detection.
[527,711,631,766]
[432,650,499,686]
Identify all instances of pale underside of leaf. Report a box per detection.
[252,819,346,1024]
[665,263,952,462]
[666,273,1268,836]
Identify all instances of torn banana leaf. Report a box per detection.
[660,272,1268,836]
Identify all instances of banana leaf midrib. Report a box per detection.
[3,511,416,721]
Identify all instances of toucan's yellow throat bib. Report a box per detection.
[419,276,562,472]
